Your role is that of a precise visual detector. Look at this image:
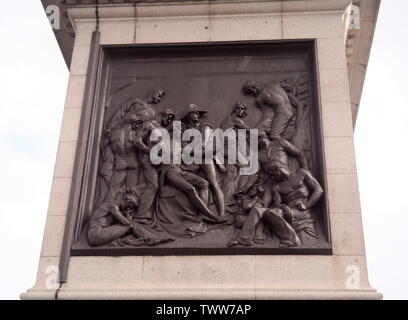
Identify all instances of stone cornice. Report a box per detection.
[41,0,380,124]
[43,0,351,68]
[67,0,351,20]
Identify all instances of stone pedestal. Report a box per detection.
[22,0,381,300]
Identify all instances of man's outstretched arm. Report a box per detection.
[300,169,323,210]
[280,139,309,169]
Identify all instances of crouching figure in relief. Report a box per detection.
[87,190,173,247]
[228,162,323,248]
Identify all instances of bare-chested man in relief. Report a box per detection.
[100,112,144,202]
[229,164,323,248]
[243,79,301,139]
[257,130,309,206]
[105,88,165,135]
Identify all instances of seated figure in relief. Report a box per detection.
[228,159,323,248]
[87,190,173,247]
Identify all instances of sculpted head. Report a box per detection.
[188,110,200,123]
[233,102,247,118]
[122,112,143,130]
[146,89,166,104]
[234,183,264,202]
[117,190,140,212]
[246,183,265,198]
[258,130,270,150]
[243,80,261,97]
[181,104,207,124]
[279,77,296,95]
[280,77,294,86]
[160,108,176,128]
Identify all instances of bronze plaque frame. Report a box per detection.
[63,40,331,259]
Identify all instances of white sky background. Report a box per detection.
[0,0,406,300]
[354,0,408,300]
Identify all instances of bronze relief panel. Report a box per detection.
[70,41,331,255]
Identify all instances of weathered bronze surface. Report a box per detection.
[70,41,331,255]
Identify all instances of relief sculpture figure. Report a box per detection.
[180,104,226,217]
[219,102,251,206]
[269,164,324,241]
[155,108,228,238]
[105,89,165,135]
[227,127,322,248]
[228,158,323,248]
[132,112,162,224]
[99,111,143,203]
[164,160,228,224]
[88,190,173,247]
[243,79,301,140]
[228,184,301,248]
[257,130,309,207]
[97,89,165,205]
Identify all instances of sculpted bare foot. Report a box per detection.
[279,241,298,248]
[237,239,253,247]
[147,236,175,246]
[121,235,145,246]
[227,239,238,247]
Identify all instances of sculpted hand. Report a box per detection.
[119,216,131,226]
[296,203,307,211]
[218,164,228,174]
[125,213,133,222]
[130,187,139,197]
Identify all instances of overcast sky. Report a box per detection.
[0,0,406,300]
[354,0,408,300]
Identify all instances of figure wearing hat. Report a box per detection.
[156,105,227,224]
[178,103,227,218]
